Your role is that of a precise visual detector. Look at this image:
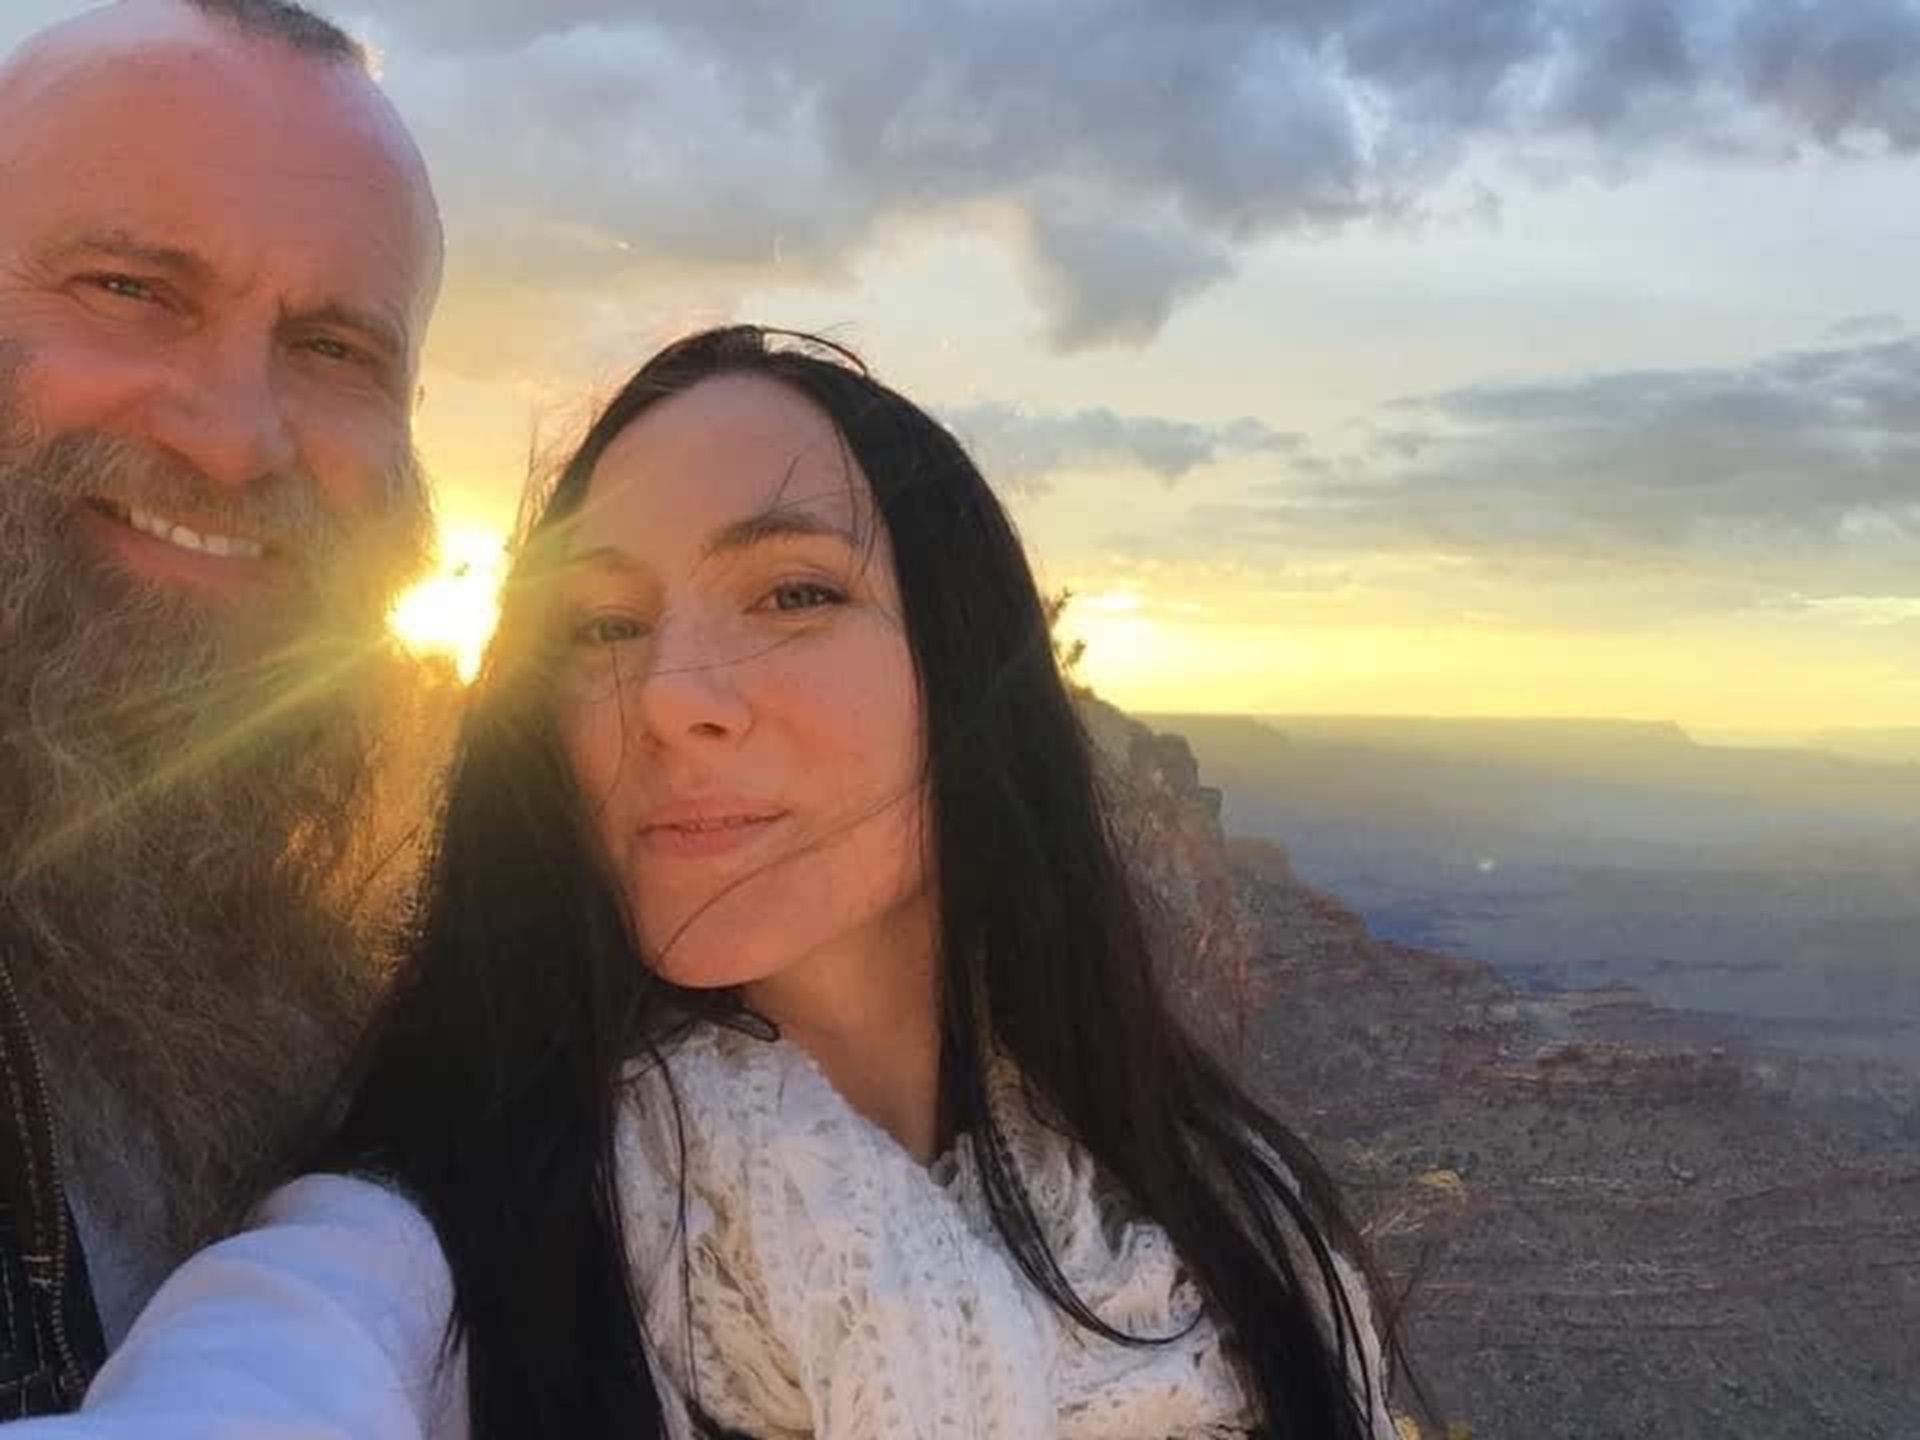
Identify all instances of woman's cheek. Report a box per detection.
[561,695,633,826]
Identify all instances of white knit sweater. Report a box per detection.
[617,1024,1397,1440]
[11,1024,1396,1440]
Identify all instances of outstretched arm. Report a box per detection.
[2,1174,466,1439]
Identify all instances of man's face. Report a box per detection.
[0,7,441,609]
[0,7,447,1278]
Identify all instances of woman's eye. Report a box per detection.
[763,581,845,613]
[574,614,647,646]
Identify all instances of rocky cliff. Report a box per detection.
[1084,697,1255,1060]
[1090,705,1920,1440]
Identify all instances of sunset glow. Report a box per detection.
[388,523,508,683]
[79,0,1897,740]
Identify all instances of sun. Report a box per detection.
[388,523,508,682]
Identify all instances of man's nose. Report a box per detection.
[141,336,299,490]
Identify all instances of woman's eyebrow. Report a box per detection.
[563,546,644,576]
[702,508,860,561]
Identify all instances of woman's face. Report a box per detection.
[555,372,931,993]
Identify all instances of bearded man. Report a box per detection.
[0,0,445,1412]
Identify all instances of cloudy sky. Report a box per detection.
[10,1,1919,734]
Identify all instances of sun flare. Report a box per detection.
[387,524,508,683]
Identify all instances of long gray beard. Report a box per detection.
[0,391,438,1304]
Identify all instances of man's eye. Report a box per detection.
[302,336,372,366]
[85,274,159,303]
[764,581,845,613]
[299,332,385,366]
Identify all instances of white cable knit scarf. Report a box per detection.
[612,1024,1377,1440]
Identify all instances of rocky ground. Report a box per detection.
[1095,705,1920,1439]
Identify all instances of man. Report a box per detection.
[0,0,444,1412]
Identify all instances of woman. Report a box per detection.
[18,327,1404,1438]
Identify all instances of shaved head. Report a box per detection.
[171,0,368,66]
[0,1,443,309]
[16,0,372,69]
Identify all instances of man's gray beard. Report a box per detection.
[0,382,438,1302]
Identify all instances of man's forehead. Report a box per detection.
[3,2,336,106]
[2,20,407,177]
[0,3,442,305]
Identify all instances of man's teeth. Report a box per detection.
[125,506,265,560]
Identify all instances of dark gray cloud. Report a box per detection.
[1178,332,1920,610]
[312,0,1920,360]
[1023,207,1234,350]
[1831,312,1908,339]
[1734,0,1920,149]
[943,401,1302,494]
[7,0,1917,339]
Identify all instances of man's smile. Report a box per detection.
[88,498,271,559]
[80,497,284,597]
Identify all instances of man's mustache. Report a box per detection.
[24,429,346,580]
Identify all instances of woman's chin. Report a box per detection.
[639,927,785,994]
[631,879,815,993]
[652,962,765,993]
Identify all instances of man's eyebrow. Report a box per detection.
[289,300,408,363]
[703,508,860,561]
[47,229,408,362]
[49,228,215,284]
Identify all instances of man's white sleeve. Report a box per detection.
[2,1173,467,1439]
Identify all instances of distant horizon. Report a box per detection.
[1128,708,1920,755]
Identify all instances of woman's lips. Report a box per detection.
[634,810,789,860]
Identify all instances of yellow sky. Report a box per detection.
[400,397,1919,734]
[1055,596,1919,734]
[399,252,1920,736]
[4,2,1913,736]
[378,77,1920,737]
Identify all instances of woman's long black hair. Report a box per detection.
[322,326,1401,1437]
